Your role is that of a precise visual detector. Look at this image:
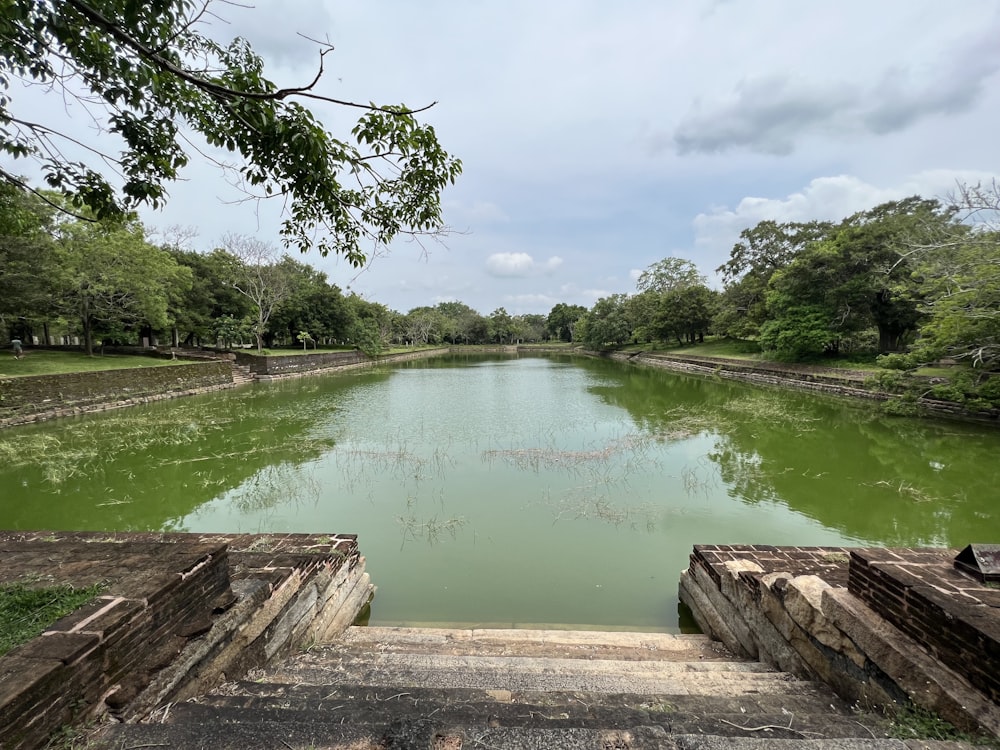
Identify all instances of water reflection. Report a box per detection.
[0,378,349,530]
[585,357,999,547]
[2,354,999,630]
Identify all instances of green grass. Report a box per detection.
[886,703,998,746]
[668,339,764,360]
[623,339,899,373]
[0,349,186,378]
[0,582,105,657]
[622,338,765,360]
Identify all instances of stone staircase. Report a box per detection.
[89,626,979,750]
[230,361,255,385]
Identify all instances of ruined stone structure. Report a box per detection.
[0,532,372,749]
[679,545,1000,739]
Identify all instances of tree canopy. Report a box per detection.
[0,0,462,265]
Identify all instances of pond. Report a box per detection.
[2,353,999,631]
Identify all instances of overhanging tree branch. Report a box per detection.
[62,0,435,114]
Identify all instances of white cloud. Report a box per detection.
[690,170,1000,278]
[443,199,509,226]
[486,252,562,278]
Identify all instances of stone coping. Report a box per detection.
[691,544,855,588]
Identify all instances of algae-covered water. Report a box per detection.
[2,354,998,631]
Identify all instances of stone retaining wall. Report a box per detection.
[618,352,883,401]
[0,361,234,428]
[618,352,1000,423]
[234,349,365,377]
[0,531,374,750]
[233,347,449,381]
[679,544,1000,738]
[379,347,451,365]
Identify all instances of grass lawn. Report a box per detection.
[0,349,187,378]
[622,339,900,373]
[666,339,764,360]
[0,582,105,657]
[622,338,765,360]
[238,346,360,356]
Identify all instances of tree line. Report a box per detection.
[573,187,1000,374]
[3,182,998,376]
[0,185,568,354]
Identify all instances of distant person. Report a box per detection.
[11,339,23,359]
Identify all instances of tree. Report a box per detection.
[488,307,513,344]
[267,257,348,345]
[759,198,956,358]
[1,0,461,265]
[296,330,314,350]
[714,220,832,339]
[650,285,717,345]
[434,301,487,344]
[636,257,706,294]
[546,303,587,342]
[516,313,548,342]
[53,213,191,354]
[223,233,291,353]
[907,182,1000,368]
[343,294,398,354]
[577,294,631,350]
[166,247,250,347]
[716,220,832,285]
[0,182,59,339]
[212,313,253,349]
[404,306,443,345]
[624,291,658,343]
[632,257,715,346]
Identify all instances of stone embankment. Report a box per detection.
[234,346,449,381]
[0,531,373,750]
[613,351,999,423]
[0,360,236,428]
[0,347,449,427]
[679,544,1000,740]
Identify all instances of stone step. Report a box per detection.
[90,720,971,750]
[215,681,860,718]
[266,648,819,697]
[170,693,883,739]
[333,626,734,662]
[86,625,985,749]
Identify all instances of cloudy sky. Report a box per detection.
[16,0,1000,315]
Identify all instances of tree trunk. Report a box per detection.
[878,326,902,353]
[81,296,94,355]
[83,317,93,356]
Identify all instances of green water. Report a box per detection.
[2,354,998,631]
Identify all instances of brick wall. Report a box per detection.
[848,548,1000,705]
